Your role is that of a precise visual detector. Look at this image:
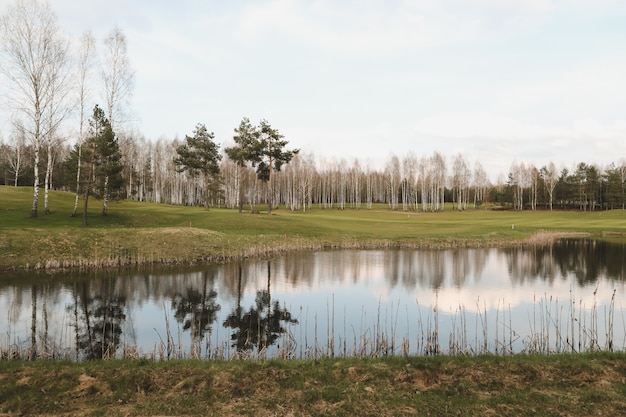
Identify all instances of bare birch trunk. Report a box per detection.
[102,175,109,216]
[83,141,96,226]
[83,180,90,226]
[44,139,52,215]
[267,155,274,215]
[8,130,23,186]
[72,144,82,217]
[32,144,40,218]
[237,163,244,213]
[14,148,20,186]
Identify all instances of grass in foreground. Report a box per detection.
[1,353,626,416]
[1,186,626,270]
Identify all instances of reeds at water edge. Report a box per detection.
[1,290,622,361]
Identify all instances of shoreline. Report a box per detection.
[1,230,592,273]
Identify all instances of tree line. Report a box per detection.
[2,0,626,219]
[3,114,626,214]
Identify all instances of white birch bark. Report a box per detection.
[0,0,70,218]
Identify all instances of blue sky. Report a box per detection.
[4,0,626,181]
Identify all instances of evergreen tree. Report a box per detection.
[174,123,222,210]
[224,117,262,213]
[78,105,122,225]
[97,122,123,216]
[604,163,625,210]
[256,119,299,214]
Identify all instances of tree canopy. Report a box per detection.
[224,117,262,212]
[223,118,298,214]
[174,123,222,210]
[72,104,123,225]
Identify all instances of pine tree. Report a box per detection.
[256,120,299,214]
[79,105,122,225]
[224,117,262,213]
[174,123,222,210]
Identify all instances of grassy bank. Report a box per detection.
[1,353,626,416]
[3,189,626,416]
[2,186,626,271]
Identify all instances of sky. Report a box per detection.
[2,0,626,181]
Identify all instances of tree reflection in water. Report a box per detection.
[223,262,298,355]
[171,271,221,357]
[5,240,624,360]
[70,280,127,360]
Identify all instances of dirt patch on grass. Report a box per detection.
[73,373,112,397]
[136,227,221,237]
[524,230,591,244]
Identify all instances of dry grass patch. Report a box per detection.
[2,354,626,416]
[524,230,591,244]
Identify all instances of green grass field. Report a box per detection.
[2,185,626,270]
[3,187,626,416]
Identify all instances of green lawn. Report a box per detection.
[2,185,626,270]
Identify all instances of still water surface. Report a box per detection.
[1,239,625,359]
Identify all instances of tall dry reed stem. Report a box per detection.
[1,290,621,361]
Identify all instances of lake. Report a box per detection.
[1,239,625,360]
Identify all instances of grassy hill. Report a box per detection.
[2,185,626,271]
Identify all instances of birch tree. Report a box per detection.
[118,131,146,200]
[385,155,400,210]
[220,157,239,209]
[43,44,72,215]
[418,156,429,211]
[101,27,134,130]
[364,162,374,209]
[402,152,418,211]
[508,162,527,210]
[433,152,447,211]
[43,131,58,215]
[420,152,446,211]
[101,27,134,214]
[472,161,488,208]
[6,123,26,186]
[540,162,558,211]
[318,158,335,209]
[349,159,362,209]
[0,0,71,217]
[451,153,471,210]
[136,137,153,202]
[528,164,539,211]
[72,31,96,216]
[282,153,315,211]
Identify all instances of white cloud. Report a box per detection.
[233,0,486,54]
[414,112,534,140]
[3,0,626,180]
